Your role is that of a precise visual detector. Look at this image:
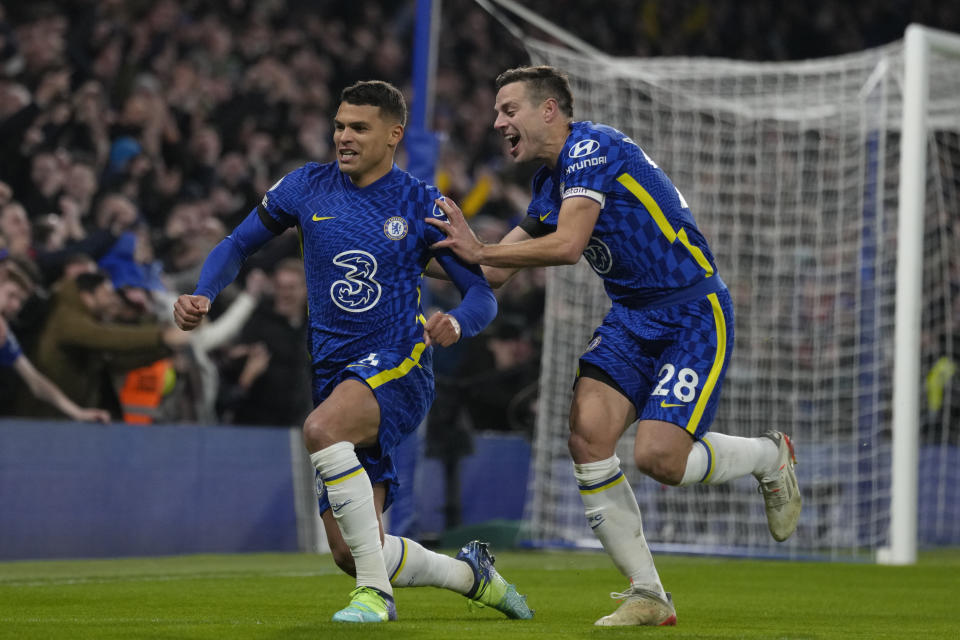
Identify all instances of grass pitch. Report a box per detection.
[1,548,957,639]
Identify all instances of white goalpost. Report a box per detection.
[886,24,960,565]
[514,24,960,562]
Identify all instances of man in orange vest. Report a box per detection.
[118,357,174,424]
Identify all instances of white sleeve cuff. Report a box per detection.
[562,186,605,207]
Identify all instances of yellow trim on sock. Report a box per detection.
[578,473,626,495]
[324,467,366,486]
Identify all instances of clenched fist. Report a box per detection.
[173,294,211,331]
[423,311,461,348]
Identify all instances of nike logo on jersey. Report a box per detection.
[312,214,336,221]
[660,401,685,408]
[331,499,353,513]
[539,209,553,222]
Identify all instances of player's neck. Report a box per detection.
[348,162,395,189]
[541,122,574,169]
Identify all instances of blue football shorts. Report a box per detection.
[314,344,435,515]
[577,288,735,439]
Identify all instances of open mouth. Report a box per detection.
[505,134,520,154]
[338,148,358,161]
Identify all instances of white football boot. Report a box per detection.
[757,430,802,542]
[594,587,676,626]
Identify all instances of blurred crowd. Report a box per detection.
[0,0,542,429]
[1,0,956,433]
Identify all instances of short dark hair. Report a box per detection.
[64,252,96,269]
[340,80,407,126]
[496,65,574,118]
[75,270,110,293]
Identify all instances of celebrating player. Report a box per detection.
[427,65,802,626]
[174,81,531,623]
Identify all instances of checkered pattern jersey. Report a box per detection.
[526,121,720,305]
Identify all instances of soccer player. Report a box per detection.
[427,66,802,627]
[173,81,532,623]
[0,260,110,423]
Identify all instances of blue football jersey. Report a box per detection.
[527,121,720,307]
[259,162,452,367]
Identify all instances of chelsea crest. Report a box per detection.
[383,216,408,240]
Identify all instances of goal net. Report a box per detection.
[521,30,960,560]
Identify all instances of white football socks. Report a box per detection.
[679,433,779,486]
[311,442,392,596]
[382,535,474,593]
[574,455,665,598]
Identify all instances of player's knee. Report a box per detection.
[302,413,337,451]
[567,429,589,460]
[567,428,614,463]
[634,446,684,485]
[568,411,605,461]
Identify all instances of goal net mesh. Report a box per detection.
[521,37,960,559]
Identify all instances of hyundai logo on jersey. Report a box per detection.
[568,139,600,158]
[566,156,607,175]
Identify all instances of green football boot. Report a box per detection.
[456,540,533,619]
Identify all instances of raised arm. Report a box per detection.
[425,224,534,289]
[173,208,275,330]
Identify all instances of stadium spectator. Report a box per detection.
[210,151,261,230]
[98,221,167,297]
[31,213,68,253]
[428,65,802,626]
[218,258,312,427]
[3,251,98,364]
[0,193,136,287]
[458,313,539,435]
[0,199,30,257]
[159,199,227,295]
[20,269,188,419]
[61,82,111,173]
[0,258,109,422]
[171,80,527,624]
[171,269,267,424]
[60,158,100,231]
